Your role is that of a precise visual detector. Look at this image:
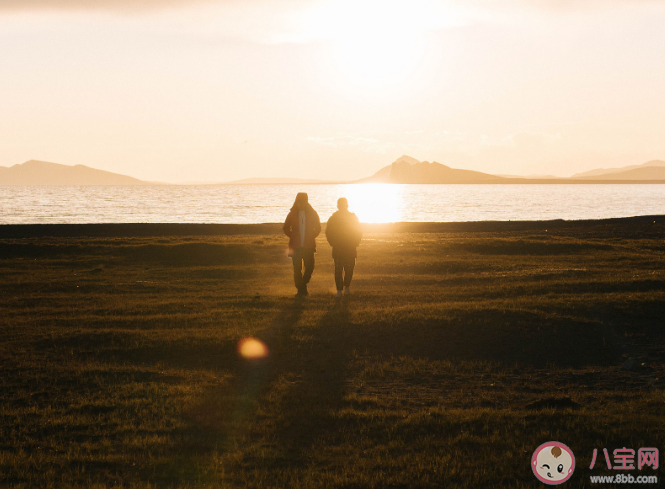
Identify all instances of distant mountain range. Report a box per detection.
[2,157,665,185]
[0,160,149,185]
[355,156,665,184]
[571,160,665,180]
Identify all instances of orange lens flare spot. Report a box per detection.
[238,337,269,359]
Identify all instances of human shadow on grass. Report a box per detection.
[267,300,352,459]
[173,299,353,480]
[142,299,307,486]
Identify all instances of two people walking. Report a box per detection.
[283,193,362,297]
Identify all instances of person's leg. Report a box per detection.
[343,258,356,288]
[302,248,315,285]
[292,249,303,291]
[334,259,344,291]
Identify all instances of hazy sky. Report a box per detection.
[1,0,664,182]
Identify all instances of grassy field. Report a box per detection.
[1,217,664,488]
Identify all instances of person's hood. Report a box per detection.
[290,202,315,212]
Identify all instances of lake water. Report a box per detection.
[1,184,664,224]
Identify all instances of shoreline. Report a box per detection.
[0,214,663,238]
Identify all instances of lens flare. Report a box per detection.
[237,337,269,359]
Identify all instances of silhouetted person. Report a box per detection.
[325,198,362,297]
[283,192,321,296]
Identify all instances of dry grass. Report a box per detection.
[1,218,664,488]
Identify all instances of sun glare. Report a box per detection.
[330,33,425,89]
[343,184,403,223]
[302,0,463,89]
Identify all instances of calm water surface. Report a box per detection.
[1,184,664,224]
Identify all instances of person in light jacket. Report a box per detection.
[283,192,321,296]
[325,198,362,297]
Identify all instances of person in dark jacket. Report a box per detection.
[283,192,321,296]
[325,197,362,297]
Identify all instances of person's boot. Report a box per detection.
[297,284,308,296]
[344,286,351,296]
[336,290,342,298]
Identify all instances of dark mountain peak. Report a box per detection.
[384,156,502,184]
[357,155,501,183]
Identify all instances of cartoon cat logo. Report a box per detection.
[532,442,575,485]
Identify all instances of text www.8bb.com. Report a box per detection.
[590,474,658,484]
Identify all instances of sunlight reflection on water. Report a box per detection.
[341,184,403,223]
[1,184,665,224]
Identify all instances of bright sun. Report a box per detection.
[302,0,462,89]
[329,32,425,89]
